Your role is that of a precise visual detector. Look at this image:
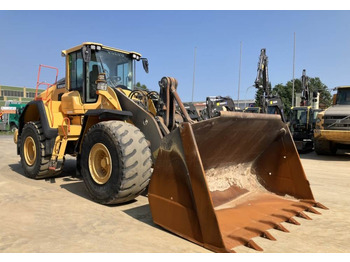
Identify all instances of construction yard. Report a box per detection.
[0,134,349,253]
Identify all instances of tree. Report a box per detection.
[254,81,272,108]
[264,77,332,116]
[135,82,148,91]
[308,77,332,108]
[254,88,264,108]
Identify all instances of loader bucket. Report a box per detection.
[148,112,327,252]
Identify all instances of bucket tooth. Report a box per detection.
[301,200,328,210]
[282,208,312,219]
[297,211,312,220]
[314,202,328,210]
[245,227,276,241]
[246,239,263,251]
[258,220,290,233]
[291,203,309,209]
[287,217,301,225]
[274,223,290,233]
[271,213,300,225]
[306,207,322,215]
[261,230,277,241]
[291,203,321,215]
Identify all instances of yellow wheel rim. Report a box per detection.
[89,143,112,185]
[24,136,36,166]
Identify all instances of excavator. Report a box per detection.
[290,70,322,152]
[14,42,326,252]
[254,48,286,122]
[181,102,202,121]
[202,96,236,119]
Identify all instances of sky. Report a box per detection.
[1,8,350,102]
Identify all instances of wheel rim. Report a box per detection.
[89,143,112,185]
[24,136,36,166]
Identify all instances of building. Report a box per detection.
[0,85,41,106]
[234,99,256,110]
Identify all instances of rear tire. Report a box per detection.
[20,121,53,179]
[80,121,152,205]
[314,139,337,155]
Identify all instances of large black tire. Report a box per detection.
[20,121,53,179]
[314,139,337,155]
[80,121,152,205]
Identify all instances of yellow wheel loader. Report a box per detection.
[15,42,326,252]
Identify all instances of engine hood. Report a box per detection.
[324,105,350,116]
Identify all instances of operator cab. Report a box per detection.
[334,86,350,105]
[244,107,261,113]
[290,106,322,131]
[62,42,148,104]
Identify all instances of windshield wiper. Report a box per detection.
[96,52,107,75]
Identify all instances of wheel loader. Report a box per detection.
[15,42,327,253]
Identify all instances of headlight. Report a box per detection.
[97,82,108,91]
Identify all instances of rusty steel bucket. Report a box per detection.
[148,112,327,252]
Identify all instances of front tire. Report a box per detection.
[80,121,152,205]
[314,139,337,155]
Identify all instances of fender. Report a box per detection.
[74,109,133,154]
[17,100,58,155]
[18,100,58,138]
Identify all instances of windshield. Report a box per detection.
[89,49,133,90]
[291,108,308,125]
[336,88,350,105]
[267,106,280,115]
[245,107,259,113]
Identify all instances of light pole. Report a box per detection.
[237,41,242,108]
[292,32,296,107]
[192,47,197,103]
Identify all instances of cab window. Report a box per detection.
[69,51,84,94]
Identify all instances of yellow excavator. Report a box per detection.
[14,42,326,252]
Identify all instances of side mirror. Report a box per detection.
[141,58,149,74]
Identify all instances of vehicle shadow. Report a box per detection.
[8,157,163,231]
[61,181,161,230]
[8,158,79,180]
[122,203,160,228]
[8,155,184,239]
[9,158,93,201]
[299,149,350,161]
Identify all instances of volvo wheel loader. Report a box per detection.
[15,42,327,253]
